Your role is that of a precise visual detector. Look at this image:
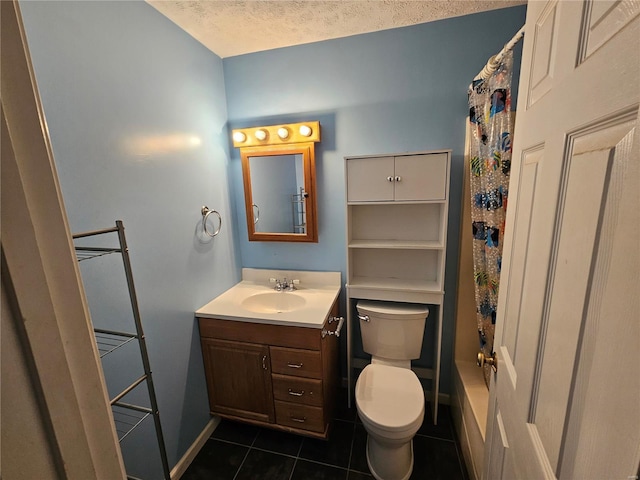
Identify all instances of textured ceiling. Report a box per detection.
[146,1,526,58]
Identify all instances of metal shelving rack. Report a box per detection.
[291,186,307,233]
[73,220,170,480]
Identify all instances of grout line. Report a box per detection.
[287,457,298,480]
[296,457,349,472]
[346,421,356,473]
[231,427,260,480]
[231,446,251,480]
[251,445,299,460]
[415,432,456,442]
[449,423,470,480]
[287,440,304,480]
[210,437,257,449]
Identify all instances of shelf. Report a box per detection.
[75,246,121,262]
[94,328,138,358]
[347,200,447,206]
[112,404,152,442]
[348,239,443,250]
[347,276,442,293]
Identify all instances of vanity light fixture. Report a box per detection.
[232,131,247,143]
[231,121,319,148]
[299,125,312,137]
[277,127,290,139]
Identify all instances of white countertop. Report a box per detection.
[196,268,341,329]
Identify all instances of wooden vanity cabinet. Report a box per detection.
[198,301,339,439]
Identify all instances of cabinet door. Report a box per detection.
[347,157,394,202]
[201,338,275,423]
[394,153,448,201]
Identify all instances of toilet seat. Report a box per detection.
[355,364,424,433]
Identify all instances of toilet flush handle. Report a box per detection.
[357,314,370,322]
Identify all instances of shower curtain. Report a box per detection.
[467,51,514,388]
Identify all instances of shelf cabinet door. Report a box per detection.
[347,157,394,202]
[347,153,448,202]
[394,153,447,201]
[201,338,275,423]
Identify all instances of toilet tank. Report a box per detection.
[356,301,429,361]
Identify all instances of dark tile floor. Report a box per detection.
[183,393,469,480]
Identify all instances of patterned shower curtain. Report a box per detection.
[467,51,514,388]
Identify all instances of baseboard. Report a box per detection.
[170,416,220,480]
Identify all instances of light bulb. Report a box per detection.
[232,131,246,143]
[277,127,289,139]
[299,125,312,137]
[255,129,267,141]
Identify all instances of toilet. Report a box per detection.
[355,300,429,480]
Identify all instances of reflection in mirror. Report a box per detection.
[249,153,305,234]
[241,143,317,242]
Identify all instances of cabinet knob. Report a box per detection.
[395,176,402,182]
[387,176,394,182]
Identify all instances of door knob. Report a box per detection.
[477,351,498,372]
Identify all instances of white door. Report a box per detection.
[485,1,640,479]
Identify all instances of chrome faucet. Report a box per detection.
[271,277,299,292]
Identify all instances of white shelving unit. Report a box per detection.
[345,150,451,423]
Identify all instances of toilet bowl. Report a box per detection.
[355,364,425,480]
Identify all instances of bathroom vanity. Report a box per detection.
[196,269,341,439]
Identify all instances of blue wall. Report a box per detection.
[224,6,526,393]
[20,1,240,477]
[20,1,525,477]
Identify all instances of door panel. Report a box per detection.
[578,0,640,62]
[528,1,559,107]
[501,146,543,364]
[485,1,639,478]
[533,114,637,470]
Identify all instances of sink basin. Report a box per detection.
[240,292,307,314]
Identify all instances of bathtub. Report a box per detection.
[451,360,488,480]
[452,124,489,480]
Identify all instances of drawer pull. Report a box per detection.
[287,362,304,369]
[288,389,305,397]
[262,355,268,370]
[290,416,306,423]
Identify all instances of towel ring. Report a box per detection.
[201,206,222,237]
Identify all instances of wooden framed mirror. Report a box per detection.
[234,122,319,242]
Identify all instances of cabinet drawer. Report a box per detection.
[272,374,323,407]
[275,400,325,433]
[270,347,322,379]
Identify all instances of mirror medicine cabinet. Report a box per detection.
[232,122,320,242]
